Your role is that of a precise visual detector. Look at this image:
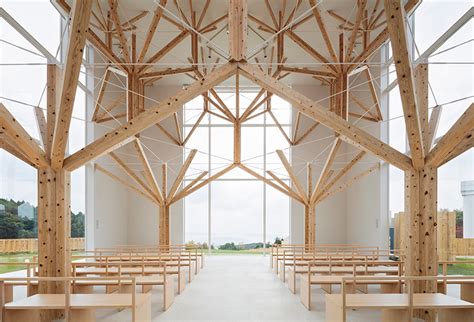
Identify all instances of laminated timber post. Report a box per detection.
[385,1,437,319]
[159,163,169,246]
[36,1,92,320]
[229,0,247,62]
[158,149,200,246]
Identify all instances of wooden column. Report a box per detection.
[159,163,169,245]
[404,165,438,321]
[159,204,170,246]
[234,121,241,163]
[305,204,315,247]
[37,167,71,320]
[228,0,247,61]
[127,72,141,120]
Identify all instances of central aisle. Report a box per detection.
[156,255,324,321]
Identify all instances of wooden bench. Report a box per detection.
[275,249,400,280]
[325,276,474,322]
[1,277,151,322]
[326,293,474,322]
[4,293,151,322]
[74,254,197,281]
[297,274,402,310]
[89,247,203,274]
[72,260,187,294]
[95,244,205,270]
[284,259,401,285]
[3,275,174,311]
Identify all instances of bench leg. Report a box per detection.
[196,258,201,274]
[106,284,119,293]
[356,284,368,293]
[73,285,94,294]
[287,269,296,294]
[381,283,401,294]
[325,298,343,321]
[438,308,474,322]
[345,283,356,294]
[437,281,446,294]
[189,262,195,282]
[178,270,186,294]
[461,284,474,303]
[300,275,311,310]
[142,284,153,293]
[273,258,278,274]
[70,309,95,322]
[163,276,175,311]
[134,295,151,322]
[4,284,13,303]
[118,284,134,294]
[381,309,410,322]
[27,284,38,297]
[279,266,285,282]
[321,284,332,294]
[5,309,39,322]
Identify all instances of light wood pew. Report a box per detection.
[77,252,197,281]
[276,248,401,281]
[439,260,474,303]
[298,275,402,310]
[271,245,383,274]
[1,277,151,322]
[94,245,204,272]
[284,257,402,285]
[112,244,205,270]
[71,260,187,295]
[325,276,474,322]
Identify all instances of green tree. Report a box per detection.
[219,242,238,250]
[0,213,23,238]
[71,212,85,238]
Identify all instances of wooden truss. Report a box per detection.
[1,1,473,308]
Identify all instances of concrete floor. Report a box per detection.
[125,255,381,322]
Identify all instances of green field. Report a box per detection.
[0,253,36,274]
[439,258,474,275]
[205,249,269,255]
[0,252,85,274]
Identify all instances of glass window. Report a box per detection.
[183,89,292,253]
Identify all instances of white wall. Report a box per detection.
[344,58,389,249]
[88,52,185,247]
[290,70,389,248]
[290,84,347,245]
[125,85,184,245]
[89,54,129,249]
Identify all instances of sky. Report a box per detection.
[0,0,472,244]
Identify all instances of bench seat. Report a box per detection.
[297,274,402,310]
[3,276,175,311]
[4,293,151,322]
[325,293,474,322]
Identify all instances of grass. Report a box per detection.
[0,252,36,274]
[0,251,85,275]
[203,249,270,255]
[439,258,474,275]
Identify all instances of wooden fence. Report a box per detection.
[0,238,85,253]
[394,211,474,261]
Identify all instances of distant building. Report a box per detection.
[0,204,5,215]
[18,202,34,219]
